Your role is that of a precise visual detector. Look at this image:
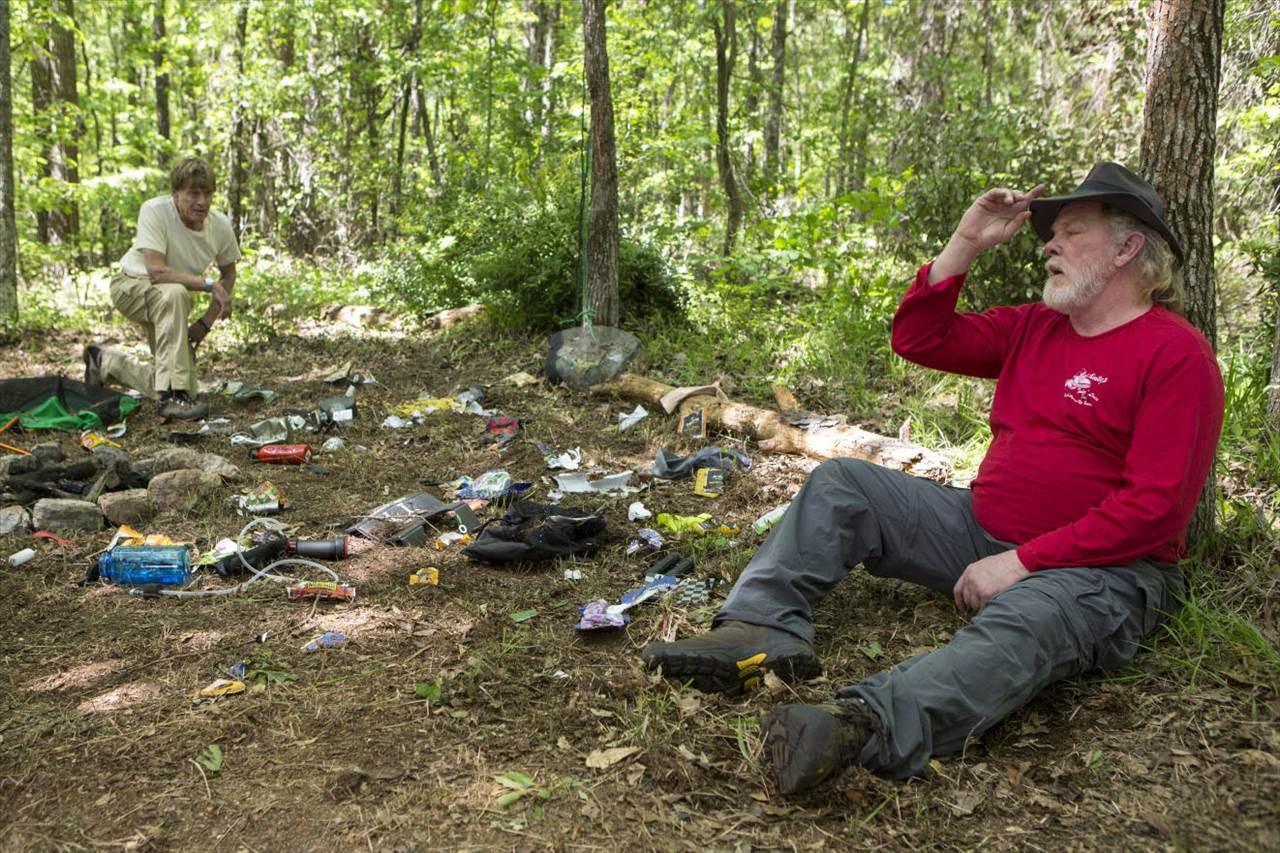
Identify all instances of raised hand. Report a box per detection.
[928,184,1044,284]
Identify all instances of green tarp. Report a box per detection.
[0,376,140,433]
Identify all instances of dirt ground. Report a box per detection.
[1,318,1277,852]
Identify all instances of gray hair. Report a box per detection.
[1102,205,1184,313]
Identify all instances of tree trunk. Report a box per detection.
[713,0,743,256]
[1268,174,1280,428]
[1139,0,1224,544]
[153,0,170,158]
[228,0,249,239]
[763,0,785,198]
[414,77,443,187]
[836,0,869,196]
[581,0,619,328]
[0,0,17,323]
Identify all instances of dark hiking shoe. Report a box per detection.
[158,391,209,421]
[763,698,878,795]
[83,345,103,387]
[641,620,822,696]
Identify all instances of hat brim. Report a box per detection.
[1030,192,1184,266]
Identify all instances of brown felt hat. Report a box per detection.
[1029,162,1184,266]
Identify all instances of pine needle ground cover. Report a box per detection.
[1,321,1276,851]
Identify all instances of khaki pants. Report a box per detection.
[98,273,196,397]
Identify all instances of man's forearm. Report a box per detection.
[144,263,206,290]
[928,233,982,285]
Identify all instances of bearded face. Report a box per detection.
[1042,251,1113,314]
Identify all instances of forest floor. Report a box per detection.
[1,315,1277,852]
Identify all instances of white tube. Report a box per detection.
[8,548,36,568]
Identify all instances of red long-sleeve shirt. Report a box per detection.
[891,263,1224,570]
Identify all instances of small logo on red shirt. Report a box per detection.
[1064,369,1108,407]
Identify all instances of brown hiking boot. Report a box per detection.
[763,698,879,795]
[641,620,822,696]
[158,390,209,421]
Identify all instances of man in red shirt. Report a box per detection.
[642,163,1224,793]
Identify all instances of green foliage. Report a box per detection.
[370,178,676,330]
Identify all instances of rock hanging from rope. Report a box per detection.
[545,327,641,391]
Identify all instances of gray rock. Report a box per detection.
[198,454,243,483]
[31,443,65,464]
[148,469,222,513]
[32,498,103,533]
[544,326,642,391]
[150,447,204,474]
[0,454,43,476]
[98,489,155,526]
[90,445,130,470]
[0,505,32,536]
[130,456,156,482]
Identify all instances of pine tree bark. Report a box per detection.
[712,0,743,255]
[0,0,17,323]
[763,1,785,198]
[1269,174,1280,428]
[581,0,619,328]
[1139,0,1224,544]
[836,0,869,196]
[153,0,170,157]
[228,0,249,239]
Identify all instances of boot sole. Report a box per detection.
[763,705,845,795]
[647,648,822,697]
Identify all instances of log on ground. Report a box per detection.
[591,373,950,480]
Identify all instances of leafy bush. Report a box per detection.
[371,178,677,331]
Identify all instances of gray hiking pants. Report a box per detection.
[717,458,1182,779]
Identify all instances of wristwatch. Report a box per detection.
[203,275,215,293]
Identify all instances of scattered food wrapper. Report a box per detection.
[552,670,570,679]
[563,569,583,581]
[408,567,440,586]
[693,467,725,498]
[545,489,564,504]
[752,502,791,535]
[479,416,522,448]
[504,371,539,387]
[455,469,521,501]
[302,631,347,652]
[230,415,306,447]
[353,444,371,453]
[433,531,474,550]
[382,415,412,429]
[625,527,664,555]
[197,678,245,699]
[669,576,718,607]
[617,404,648,433]
[80,430,122,450]
[576,599,629,631]
[554,470,637,497]
[236,481,287,515]
[322,436,345,451]
[628,501,652,521]
[656,513,740,537]
[108,525,182,549]
[536,442,582,471]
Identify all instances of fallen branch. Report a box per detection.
[422,303,485,331]
[591,373,950,480]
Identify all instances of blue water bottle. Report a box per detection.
[98,545,191,586]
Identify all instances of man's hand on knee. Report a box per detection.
[953,550,1029,611]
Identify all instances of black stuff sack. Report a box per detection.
[462,501,606,563]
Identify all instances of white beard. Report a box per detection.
[1042,257,1111,314]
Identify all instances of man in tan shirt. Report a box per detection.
[84,157,241,420]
